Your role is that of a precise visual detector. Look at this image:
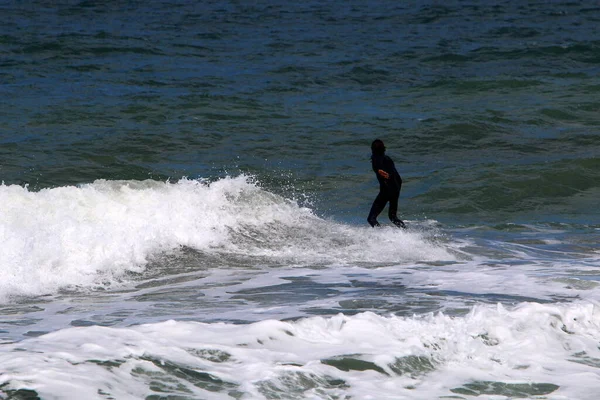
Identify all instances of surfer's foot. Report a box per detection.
[392,219,406,229]
[368,218,380,228]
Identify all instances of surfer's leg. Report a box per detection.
[367,192,387,227]
[388,192,406,228]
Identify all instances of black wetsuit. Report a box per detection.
[367,153,405,228]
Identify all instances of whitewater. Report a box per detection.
[1,177,600,399]
[0,176,453,301]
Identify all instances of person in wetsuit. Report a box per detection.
[367,139,406,228]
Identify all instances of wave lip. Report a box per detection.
[0,177,242,301]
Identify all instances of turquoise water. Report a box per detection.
[1,1,600,399]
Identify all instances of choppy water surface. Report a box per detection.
[1,1,600,399]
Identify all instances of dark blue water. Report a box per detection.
[2,1,599,222]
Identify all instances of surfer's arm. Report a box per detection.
[372,155,388,179]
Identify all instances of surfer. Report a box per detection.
[367,139,406,228]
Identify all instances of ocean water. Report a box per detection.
[1,1,600,399]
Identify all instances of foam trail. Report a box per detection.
[0,177,454,301]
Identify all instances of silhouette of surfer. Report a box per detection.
[367,139,406,228]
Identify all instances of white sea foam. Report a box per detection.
[0,177,454,301]
[1,303,600,399]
